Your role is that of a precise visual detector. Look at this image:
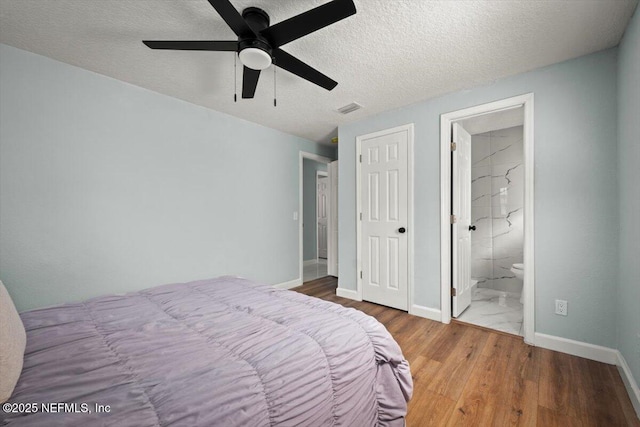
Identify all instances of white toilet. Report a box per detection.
[510,263,524,304]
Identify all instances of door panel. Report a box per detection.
[387,237,399,289]
[361,128,409,311]
[388,170,399,221]
[368,173,379,220]
[368,236,380,285]
[452,123,472,317]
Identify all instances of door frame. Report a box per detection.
[299,152,333,284]
[439,93,535,345]
[355,123,415,311]
[327,161,339,277]
[316,171,329,260]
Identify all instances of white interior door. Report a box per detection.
[452,123,472,317]
[317,176,328,259]
[361,128,409,311]
[328,161,339,276]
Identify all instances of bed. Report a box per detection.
[1,276,412,426]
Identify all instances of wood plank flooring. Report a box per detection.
[293,277,639,426]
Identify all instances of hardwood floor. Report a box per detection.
[292,277,640,426]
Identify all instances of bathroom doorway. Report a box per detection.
[439,94,535,344]
[456,115,525,335]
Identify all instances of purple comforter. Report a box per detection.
[2,276,412,426]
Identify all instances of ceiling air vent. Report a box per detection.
[337,102,363,115]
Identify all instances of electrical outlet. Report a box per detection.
[555,299,568,316]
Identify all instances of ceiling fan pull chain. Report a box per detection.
[234,54,237,102]
[273,59,277,107]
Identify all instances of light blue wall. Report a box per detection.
[339,49,619,347]
[303,159,327,261]
[0,44,335,312]
[617,8,640,385]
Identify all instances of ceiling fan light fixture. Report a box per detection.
[239,48,272,70]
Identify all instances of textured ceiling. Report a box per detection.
[0,0,637,144]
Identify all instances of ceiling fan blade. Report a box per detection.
[207,0,256,38]
[261,0,356,47]
[273,49,337,91]
[143,41,238,51]
[242,67,261,98]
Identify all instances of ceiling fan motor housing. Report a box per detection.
[238,7,273,69]
[241,7,270,32]
[238,38,272,56]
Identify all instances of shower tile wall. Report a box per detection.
[471,126,523,294]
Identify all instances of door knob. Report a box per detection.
[469,225,477,231]
[398,227,406,234]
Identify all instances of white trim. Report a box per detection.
[439,113,451,324]
[439,94,535,346]
[336,287,362,301]
[522,97,535,344]
[409,304,442,322]
[534,333,618,364]
[299,152,333,288]
[534,332,640,416]
[273,278,302,290]
[408,125,415,315]
[355,123,414,309]
[355,131,364,301]
[327,161,339,277]
[617,350,640,418]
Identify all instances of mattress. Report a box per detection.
[1,276,412,426]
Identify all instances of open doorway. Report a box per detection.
[303,159,328,282]
[440,94,535,344]
[453,112,525,335]
[299,153,334,284]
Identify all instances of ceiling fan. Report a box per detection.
[143,0,356,99]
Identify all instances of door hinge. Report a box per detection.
[451,287,457,296]
[450,214,457,224]
[450,142,457,151]
[359,154,362,163]
[360,271,363,279]
[359,212,362,220]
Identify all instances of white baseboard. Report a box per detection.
[616,350,640,418]
[534,332,639,419]
[273,278,302,290]
[409,304,441,322]
[534,332,618,364]
[336,287,361,301]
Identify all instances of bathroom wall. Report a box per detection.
[471,126,524,294]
